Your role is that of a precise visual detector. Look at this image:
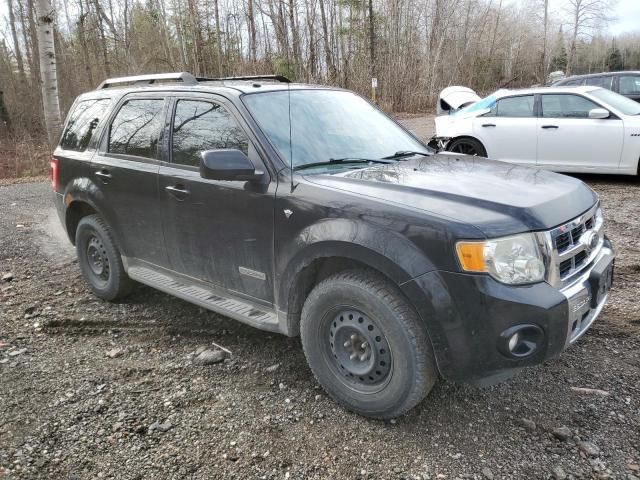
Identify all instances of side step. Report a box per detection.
[127,265,281,333]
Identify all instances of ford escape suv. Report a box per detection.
[52,72,615,418]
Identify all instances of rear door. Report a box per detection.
[536,93,624,171]
[92,94,169,266]
[472,94,537,165]
[158,94,276,303]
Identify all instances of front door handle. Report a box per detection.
[165,185,190,199]
[541,125,559,129]
[481,123,496,127]
[95,170,112,183]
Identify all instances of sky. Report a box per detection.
[505,0,640,36]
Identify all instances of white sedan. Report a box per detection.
[433,86,640,175]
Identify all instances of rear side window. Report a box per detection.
[108,99,165,159]
[60,99,111,151]
[488,95,535,117]
[585,76,612,89]
[619,75,640,95]
[541,94,599,118]
[171,99,249,167]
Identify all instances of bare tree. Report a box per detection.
[565,0,614,74]
[35,0,62,148]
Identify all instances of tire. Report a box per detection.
[75,214,134,301]
[447,137,487,157]
[300,269,437,419]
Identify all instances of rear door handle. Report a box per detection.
[541,125,559,129]
[165,185,190,199]
[95,170,112,183]
[481,123,496,127]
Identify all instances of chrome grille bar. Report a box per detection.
[536,202,604,289]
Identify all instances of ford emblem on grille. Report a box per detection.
[581,230,598,254]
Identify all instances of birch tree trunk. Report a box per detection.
[35,0,62,149]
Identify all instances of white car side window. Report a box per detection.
[485,95,535,118]
[541,94,599,119]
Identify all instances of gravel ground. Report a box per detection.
[1,146,640,479]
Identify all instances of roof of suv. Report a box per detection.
[554,71,640,84]
[78,72,334,101]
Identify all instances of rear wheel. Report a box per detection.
[300,269,437,418]
[76,214,134,301]
[447,137,487,157]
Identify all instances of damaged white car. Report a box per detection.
[432,86,640,175]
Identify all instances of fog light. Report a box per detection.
[499,325,544,359]
[508,332,521,352]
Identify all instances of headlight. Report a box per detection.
[456,233,546,285]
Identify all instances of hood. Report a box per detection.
[304,154,598,238]
[437,86,481,115]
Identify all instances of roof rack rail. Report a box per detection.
[97,72,198,89]
[197,75,291,84]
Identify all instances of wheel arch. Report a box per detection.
[278,226,438,337]
[62,180,117,247]
[446,135,488,157]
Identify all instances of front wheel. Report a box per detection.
[447,137,487,157]
[300,269,437,418]
[76,214,134,301]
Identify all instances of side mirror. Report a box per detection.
[588,108,610,119]
[199,149,263,181]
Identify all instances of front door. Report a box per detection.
[536,93,624,171]
[158,95,276,304]
[92,95,169,267]
[472,94,537,165]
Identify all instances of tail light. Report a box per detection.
[51,157,59,192]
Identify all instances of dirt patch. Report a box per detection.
[1,170,639,479]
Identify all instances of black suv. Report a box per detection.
[553,71,640,102]
[53,72,615,418]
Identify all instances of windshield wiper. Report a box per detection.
[382,150,431,160]
[294,157,394,171]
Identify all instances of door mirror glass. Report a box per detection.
[200,149,262,181]
[588,108,610,119]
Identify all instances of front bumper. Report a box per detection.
[401,239,614,385]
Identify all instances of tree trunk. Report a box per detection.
[8,0,26,80]
[214,0,224,75]
[35,0,62,149]
[247,0,258,64]
[318,0,335,82]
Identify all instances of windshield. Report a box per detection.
[589,88,640,115]
[243,89,429,169]
[452,90,507,116]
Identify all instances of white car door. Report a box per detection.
[472,94,537,165]
[536,93,624,172]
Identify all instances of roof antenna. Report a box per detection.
[288,80,295,193]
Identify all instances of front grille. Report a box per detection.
[547,204,602,285]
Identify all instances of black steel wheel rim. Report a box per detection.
[86,235,110,285]
[325,308,392,393]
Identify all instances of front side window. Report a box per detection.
[60,98,111,151]
[619,75,640,95]
[489,95,535,117]
[585,76,612,89]
[243,90,428,169]
[541,94,599,118]
[108,99,165,159]
[171,100,249,167]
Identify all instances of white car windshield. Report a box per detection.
[243,89,429,169]
[589,88,640,115]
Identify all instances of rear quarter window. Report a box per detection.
[60,98,111,151]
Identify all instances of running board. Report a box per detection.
[127,265,281,333]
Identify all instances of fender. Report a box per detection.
[62,177,125,249]
[276,217,439,312]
